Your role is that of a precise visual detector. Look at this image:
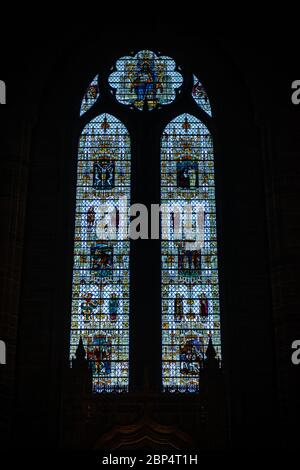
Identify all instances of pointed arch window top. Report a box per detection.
[192,75,212,116]
[80,75,100,116]
[108,50,183,111]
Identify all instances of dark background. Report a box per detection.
[0,17,300,450]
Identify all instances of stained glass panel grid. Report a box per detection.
[161,113,221,392]
[80,75,100,116]
[70,113,131,392]
[192,75,212,116]
[108,50,183,111]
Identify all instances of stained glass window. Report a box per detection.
[192,75,212,116]
[70,113,131,392]
[80,75,100,116]
[161,113,221,392]
[72,50,221,395]
[108,50,183,111]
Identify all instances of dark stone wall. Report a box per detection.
[0,23,299,449]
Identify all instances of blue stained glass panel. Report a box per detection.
[108,50,183,111]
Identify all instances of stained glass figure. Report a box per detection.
[91,244,113,277]
[93,160,115,190]
[191,75,212,116]
[174,294,184,321]
[180,335,203,376]
[80,75,100,116]
[87,333,112,375]
[199,294,209,317]
[87,206,95,229]
[109,294,119,321]
[161,113,221,392]
[108,50,183,111]
[81,292,98,323]
[70,113,130,392]
[178,249,201,277]
[177,160,199,189]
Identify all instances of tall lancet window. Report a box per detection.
[161,113,221,392]
[70,113,131,392]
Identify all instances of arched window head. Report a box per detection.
[70,113,131,393]
[80,75,100,116]
[108,50,183,111]
[192,75,212,116]
[161,113,221,392]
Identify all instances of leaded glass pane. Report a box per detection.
[70,113,130,392]
[80,75,100,116]
[192,75,212,116]
[161,113,221,392]
[108,50,183,111]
